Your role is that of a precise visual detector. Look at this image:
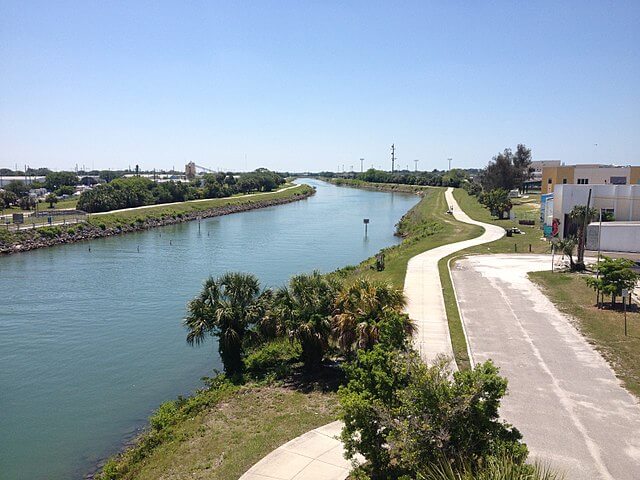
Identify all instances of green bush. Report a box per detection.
[340,348,527,479]
[38,226,62,239]
[244,339,302,380]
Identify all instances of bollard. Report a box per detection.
[529,244,532,253]
[515,243,518,252]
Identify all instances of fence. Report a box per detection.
[0,209,88,232]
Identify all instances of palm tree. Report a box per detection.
[184,272,265,376]
[270,271,340,371]
[569,205,597,270]
[332,279,412,355]
[556,237,576,271]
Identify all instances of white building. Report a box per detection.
[549,184,640,244]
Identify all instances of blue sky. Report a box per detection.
[1,1,639,172]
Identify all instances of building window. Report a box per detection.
[562,178,567,184]
[577,178,589,184]
[610,176,627,185]
[548,178,552,184]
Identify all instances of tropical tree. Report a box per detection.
[555,238,576,271]
[569,205,597,270]
[46,193,58,208]
[183,272,266,376]
[269,271,340,370]
[332,279,410,355]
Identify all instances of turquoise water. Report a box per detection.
[0,179,419,480]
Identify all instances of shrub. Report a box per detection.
[38,226,62,239]
[244,339,302,380]
[340,348,526,479]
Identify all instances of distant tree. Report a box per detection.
[44,171,78,191]
[54,185,75,196]
[480,144,532,192]
[19,196,36,211]
[478,189,512,218]
[183,272,267,376]
[99,170,123,183]
[45,193,58,208]
[0,190,18,208]
[5,180,29,198]
[512,144,533,191]
[585,256,640,307]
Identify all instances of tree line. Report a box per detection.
[182,270,557,479]
[76,169,285,213]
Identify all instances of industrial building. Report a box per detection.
[541,164,640,194]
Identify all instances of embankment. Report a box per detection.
[0,185,314,255]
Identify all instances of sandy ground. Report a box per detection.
[452,254,640,479]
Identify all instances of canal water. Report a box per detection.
[0,179,419,480]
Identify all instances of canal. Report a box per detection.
[0,179,419,480]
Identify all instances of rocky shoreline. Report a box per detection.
[1,188,314,255]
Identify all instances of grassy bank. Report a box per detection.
[98,380,338,480]
[0,184,313,254]
[452,188,548,256]
[330,184,484,370]
[529,271,640,398]
[86,183,306,229]
[336,186,481,289]
[327,177,432,195]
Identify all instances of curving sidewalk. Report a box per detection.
[239,187,504,479]
[404,188,505,367]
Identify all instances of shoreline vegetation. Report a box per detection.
[92,180,560,479]
[0,184,314,255]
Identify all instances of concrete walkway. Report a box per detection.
[239,188,505,479]
[239,421,353,480]
[404,188,504,366]
[452,254,640,479]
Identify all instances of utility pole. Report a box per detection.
[391,144,395,173]
[448,158,452,171]
[414,159,419,172]
[360,158,364,173]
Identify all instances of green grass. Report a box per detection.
[99,383,338,480]
[529,271,640,398]
[337,187,481,289]
[452,189,549,256]
[87,184,311,229]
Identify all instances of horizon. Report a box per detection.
[1,1,639,172]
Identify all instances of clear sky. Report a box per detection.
[1,1,639,172]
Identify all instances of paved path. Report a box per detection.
[240,421,354,480]
[90,184,300,216]
[240,187,504,479]
[404,188,504,366]
[452,254,640,480]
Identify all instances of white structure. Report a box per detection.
[586,222,640,253]
[0,175,46,187]
[551,184,640,243]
